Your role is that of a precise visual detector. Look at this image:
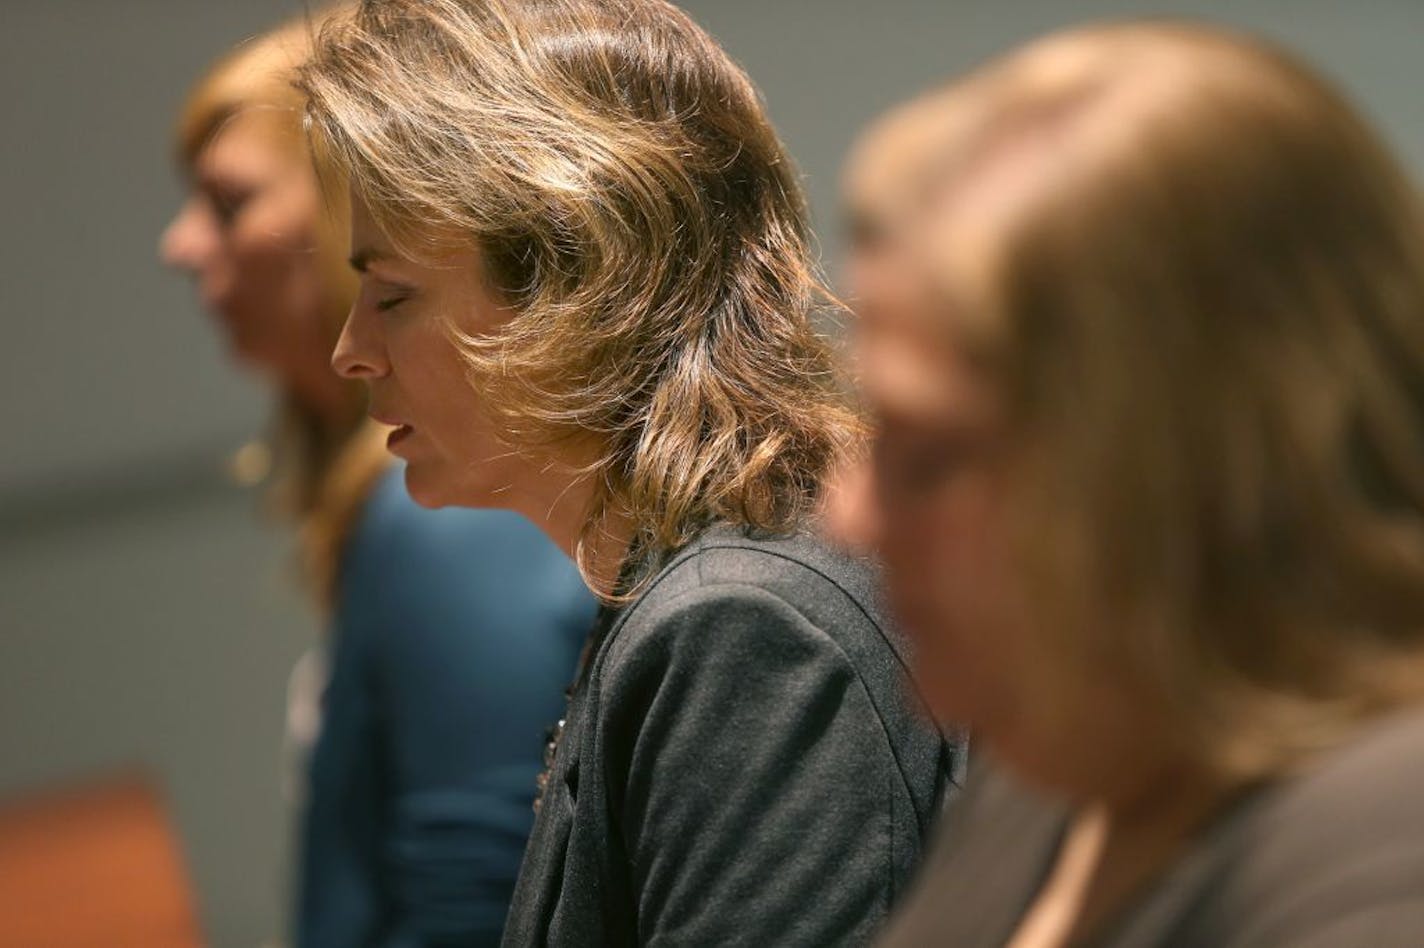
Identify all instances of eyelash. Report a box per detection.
[375,294,409,313]
[209,192,248,226]
[884,444,962,493]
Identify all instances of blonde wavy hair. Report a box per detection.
[175,9,388,605]
[897,21,1424,779]
[298,0,860,590]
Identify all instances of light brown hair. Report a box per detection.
[175,11,387,605]
[898,21,1424,778]
[297,0,860,591]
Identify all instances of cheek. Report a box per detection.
[231,193,323,289]
[231,233,330,352]
[882,483,1001,610]
[881,484,1026,724]
[390,328,489,449]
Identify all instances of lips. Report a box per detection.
[387,424,414,449]
[367,407,415,451]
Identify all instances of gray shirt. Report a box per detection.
[502,525,962,947]
[877,706,1424,947]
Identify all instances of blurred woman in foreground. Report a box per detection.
[161,15,594,945]
[837,20,1424,947]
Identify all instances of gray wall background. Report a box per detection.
[2,1,1420,944]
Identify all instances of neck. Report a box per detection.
[1069,755,1234,944]
[510,465,635,597]
[990,687,1241,946]
[1104,753,1227,827]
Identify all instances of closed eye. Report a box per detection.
[873,413,996,497]
[205,187,251,227]
[361,275,416,313]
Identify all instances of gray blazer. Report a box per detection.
[876,706,1424,947]
[502,525,962,947]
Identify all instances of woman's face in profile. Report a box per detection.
[161,113,334,383]
[332,195,548,512]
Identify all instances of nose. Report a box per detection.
[822,454,884,554]
[159,196,217,271]
[331,301,390,380]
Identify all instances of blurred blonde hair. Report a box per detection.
[901,21,1424,779]
[297,0,860,592]
[174,8,387,606]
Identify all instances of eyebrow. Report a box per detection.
[347,247,390,273]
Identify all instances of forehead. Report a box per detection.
[843,98,951,227]
[194,112,298,179]
[856,275,996,429]
[349,190,492,286]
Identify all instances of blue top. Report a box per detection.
[296,466,596,947]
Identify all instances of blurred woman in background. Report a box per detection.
[161,13,595,946]
[836,20,1424,946]
[298,0,959,943]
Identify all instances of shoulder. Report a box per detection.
[599,524,909,686]
[617,524,890,644]
[649,523,883,607]
[1254,704,1424,853]
[592,525,949,783]
[1113,706,1424,947]
[1216,707,1424,933]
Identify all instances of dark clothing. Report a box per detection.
[877,706,1424,947]
[297,468,597,947]
[503,525,963,947]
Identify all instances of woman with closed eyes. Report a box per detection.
[836,21,1424,947]
[298,1,962,944]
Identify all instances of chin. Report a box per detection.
[913,630,995,726]
[227,338,267,371]
[403,461,515,512]
[452,483,517,512]
[401,464,457,509]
